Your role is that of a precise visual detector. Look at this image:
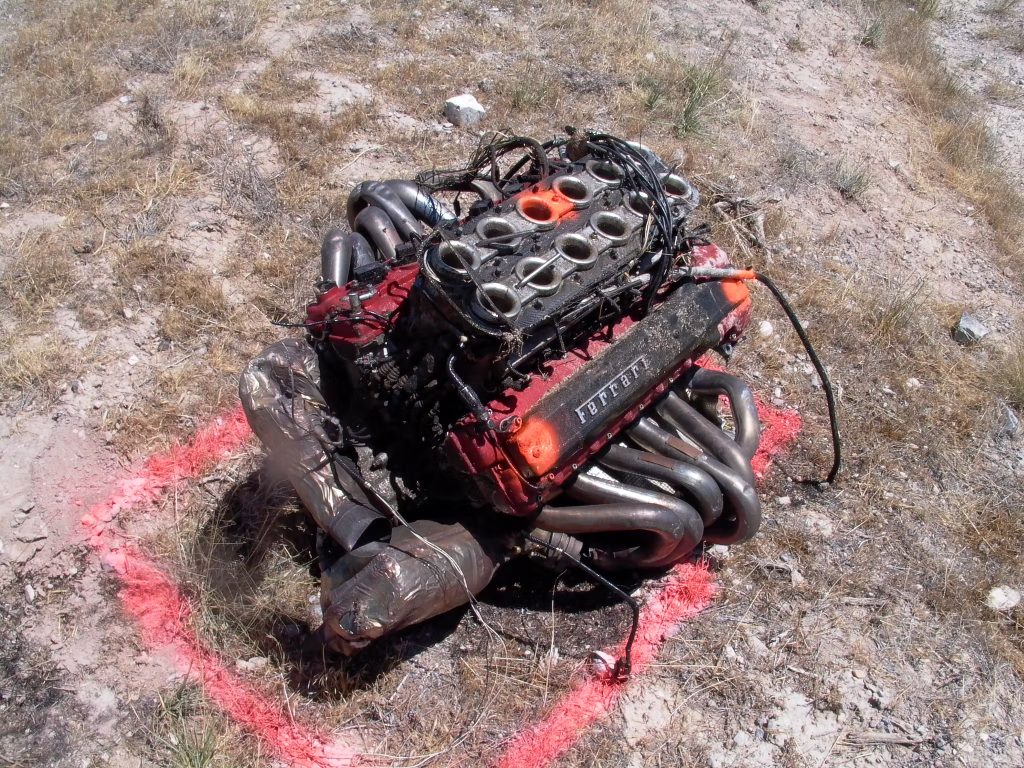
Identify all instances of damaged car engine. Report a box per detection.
[239,131,834,673]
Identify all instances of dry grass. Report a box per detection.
[0,335,81,400]
[870,1,1024,267]
[142,683,266,768]
[830,158,872,200]
[870,277,929,342]
[0,0,267,200]
[0,232,79,319]
[630,56,732,138]
[984,0,1023,16]
[985,79,1024,106]
[994,335,1024,409]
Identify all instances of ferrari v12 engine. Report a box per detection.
[240,132,813,673]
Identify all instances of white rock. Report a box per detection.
[24,583,36,602]
[235,656,269,672]
[758,320,775,338]
[986,586,1021,612]
[776,495,792,506]
[706,544,732,560]
[905,377,922,389]
[443,93,486,127]
[589,650,616,679]
[92,131,109,142]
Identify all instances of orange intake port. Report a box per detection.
[516,188,577,226]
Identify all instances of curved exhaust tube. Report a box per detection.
[383,179,457,227]
[628,418,761,546]
[347,180,423,240]
[354,205,404,262]
[534,472,703,571]
[320,229,379,286]
[600,443,724,526]
[320,228,352,287]
[657,392,755,485]
[684,368,760,459]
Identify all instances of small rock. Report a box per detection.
[92,131,109,142]
[235,656,269,672]
[443,93,486,127]
[71,379,83,394]
[852,668,867,679]
[905,377,922,390]
[986,585,1021,612]
[119,95,132,104]
[15,526,47,543]
[776,495,792,506]
[24,584,36,603]
[951,312,989,345]
[127,355,139,367]
[706,544,732,560]
[996,401,1021,437]
[122,306,134,320]
[158,339,173,352]
[589,650,617,679]
[0,202,10,209]
[758,320,775,338]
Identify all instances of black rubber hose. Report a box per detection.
[657,392,756,486]
[753,272,842,485]
[628,418,761,545]
[685,368,761,460]
[346,181,423,240]
[354,206,403,262]
[600,443,724,526]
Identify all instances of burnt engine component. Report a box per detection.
[239,131,830,671]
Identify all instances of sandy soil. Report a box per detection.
[2,1,1023,766]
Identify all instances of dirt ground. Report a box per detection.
[2,1,1024,766]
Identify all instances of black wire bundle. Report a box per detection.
[580,132,679,311]
[415,134,563,196]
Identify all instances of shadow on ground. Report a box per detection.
[185,461,650,700]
